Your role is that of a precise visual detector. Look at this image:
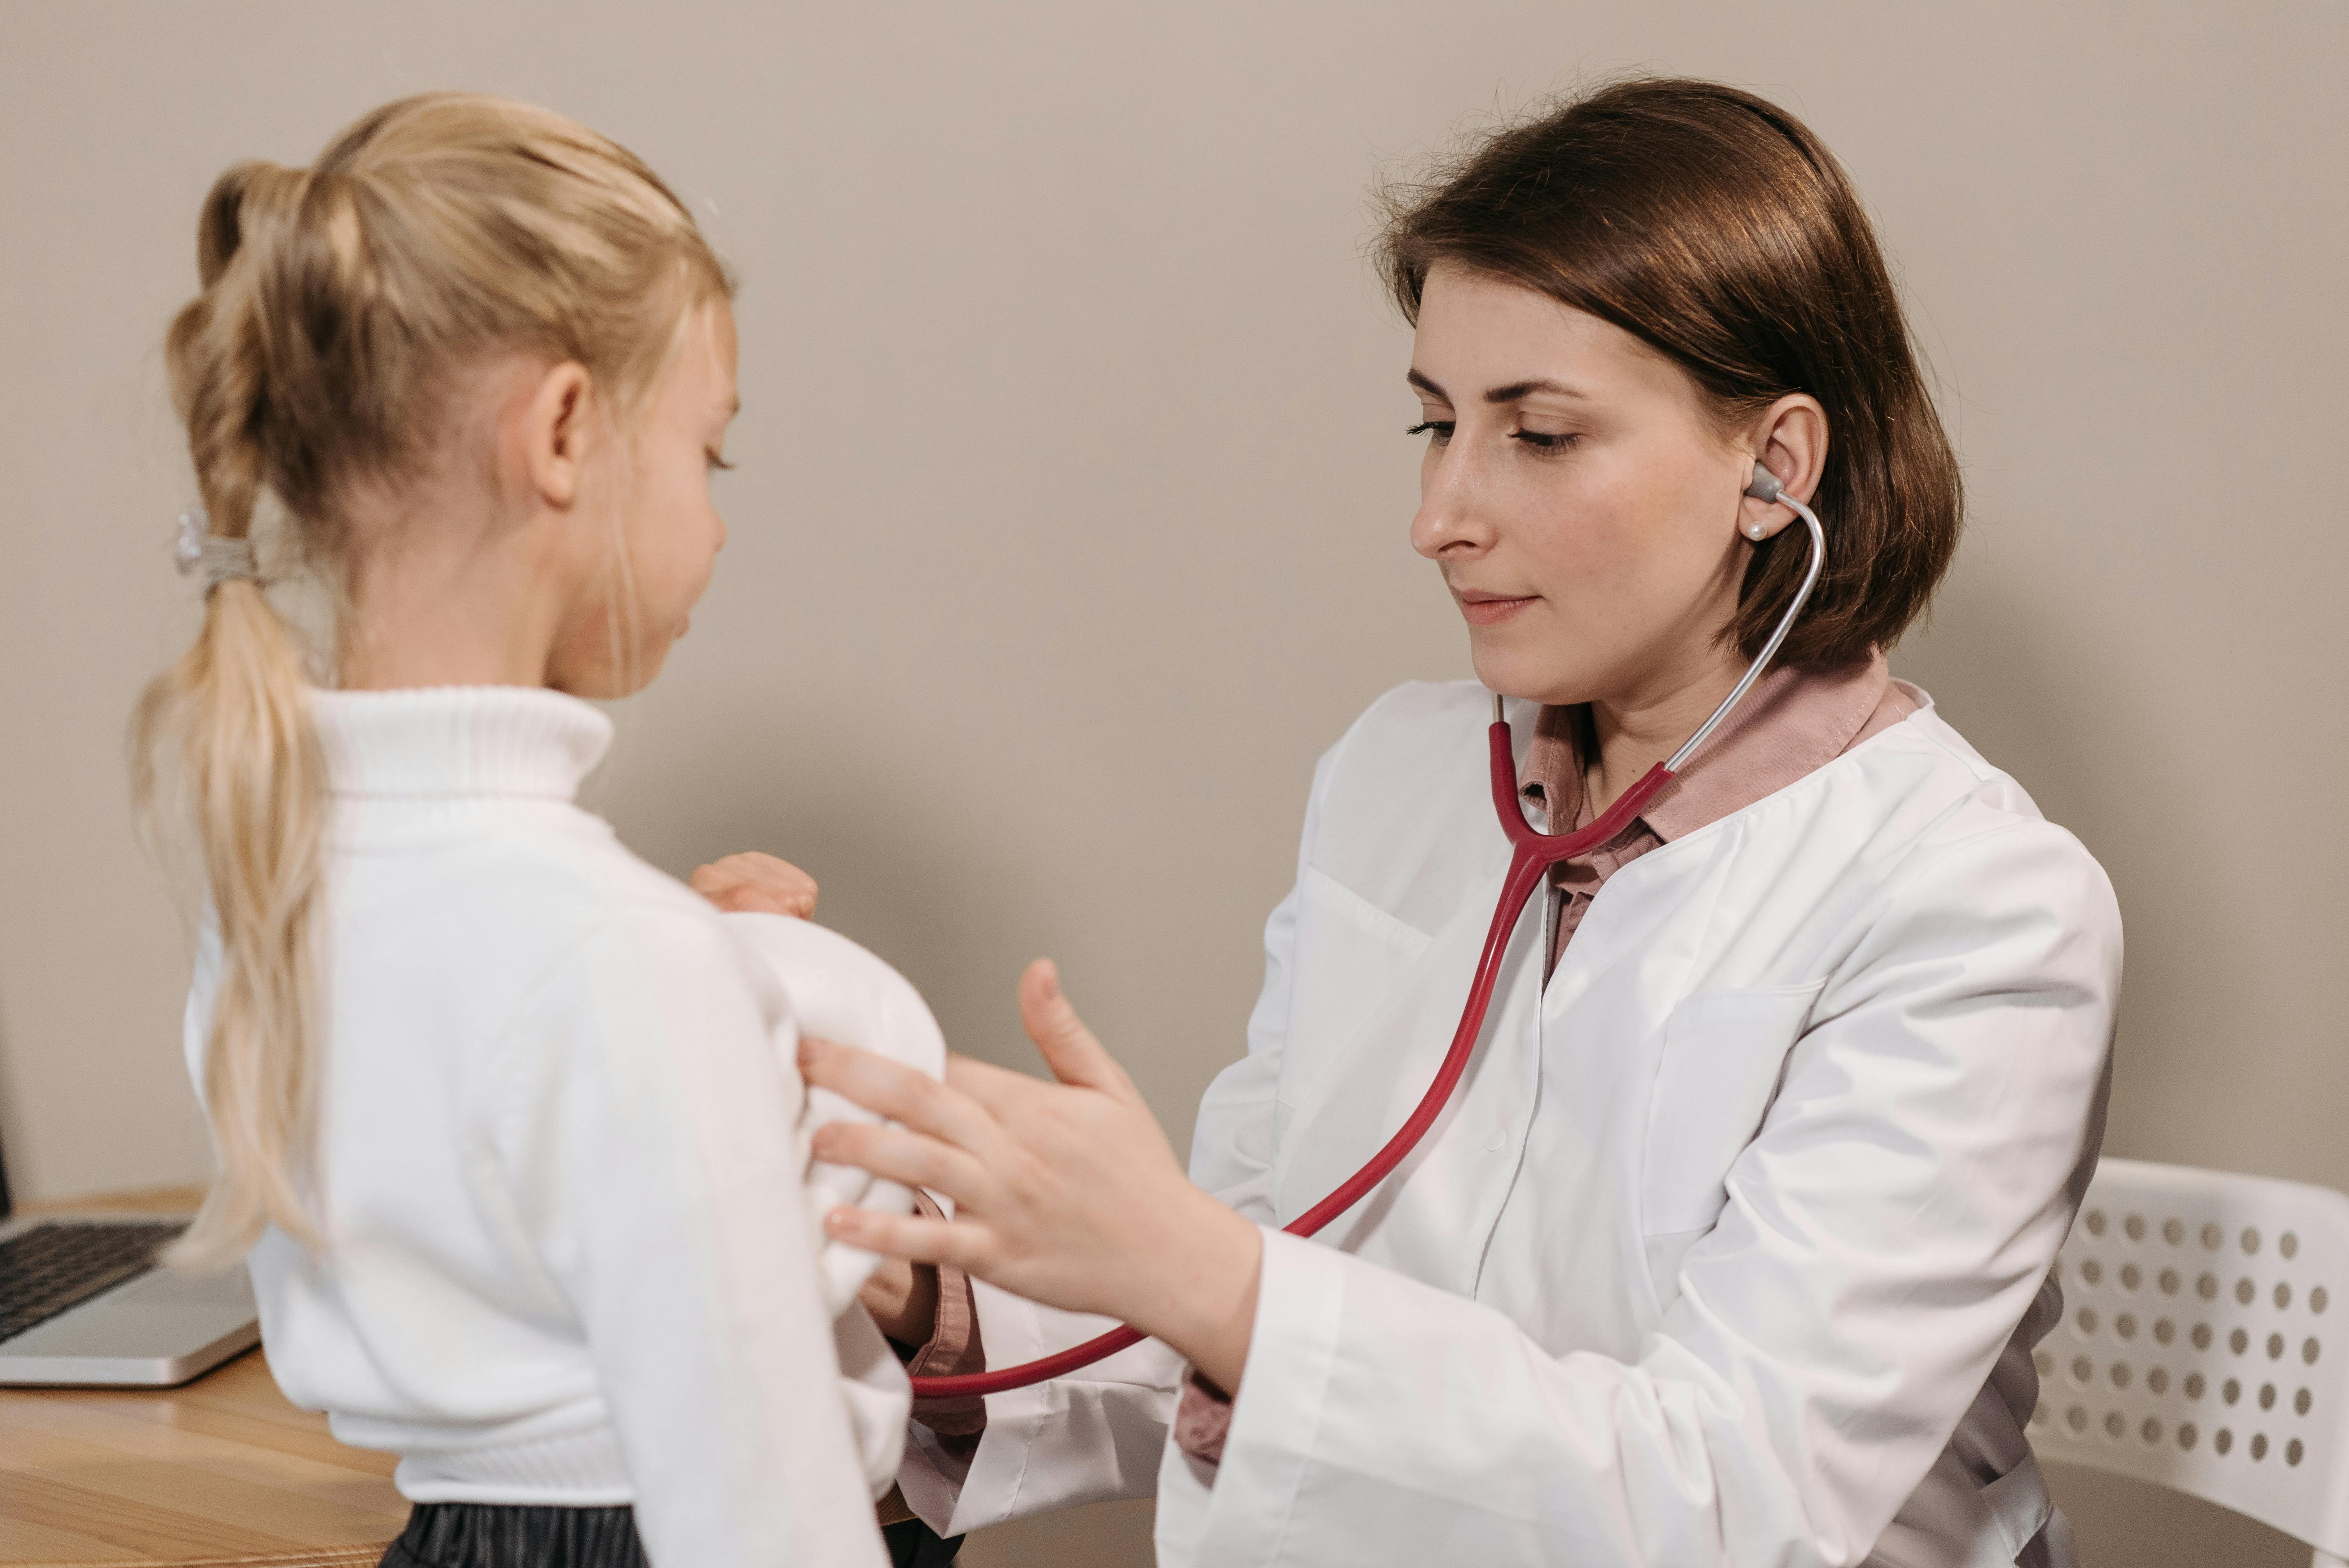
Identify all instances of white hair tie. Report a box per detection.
[175,506,259,589]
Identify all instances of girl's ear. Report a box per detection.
[1737,394,1828,542]
[522,361,595,511]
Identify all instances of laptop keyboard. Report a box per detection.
[0,1221,187,1343]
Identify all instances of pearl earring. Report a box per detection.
[1745,522,1769,540]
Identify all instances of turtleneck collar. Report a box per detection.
[309,686,613,801]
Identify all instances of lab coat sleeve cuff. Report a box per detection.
[1191,1227,1351,1531]
[897,1278,1185,1538]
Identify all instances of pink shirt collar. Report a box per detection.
[1518,653,1907,845]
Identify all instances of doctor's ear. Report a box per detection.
[1737,395,1827,542]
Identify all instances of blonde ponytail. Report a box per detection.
[136,583,327,1266]
[136,95,731,1266]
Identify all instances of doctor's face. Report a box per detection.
[1407,265,1759,712]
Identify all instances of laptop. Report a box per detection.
[0,1106,259,1386]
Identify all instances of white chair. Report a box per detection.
[2032,1158,2349,1566]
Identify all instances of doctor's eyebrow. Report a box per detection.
[1483,377,1593,404]
[1406,369,1594,404]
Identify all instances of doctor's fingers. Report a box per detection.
[798,1037,1005,1160]
[809,1120,994,1213]
[1016,959,1141,1101]
[823,1204,994,1276]
[938,1049,1071,1120]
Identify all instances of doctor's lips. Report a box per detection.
[1456,589,1538,627]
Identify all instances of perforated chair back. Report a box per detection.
[2032,1158,2349,1564]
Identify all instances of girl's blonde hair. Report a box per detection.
[136,93,732,1267]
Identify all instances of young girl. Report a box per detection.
[137,93,936,1567]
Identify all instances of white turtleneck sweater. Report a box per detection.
[181,685,933,1568]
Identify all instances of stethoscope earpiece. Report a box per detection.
[1743,463,1788,539]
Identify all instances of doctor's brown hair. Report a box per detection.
[1374,77,1961,669]
[135,93,730,1267]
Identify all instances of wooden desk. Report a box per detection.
[0,1190,405,1568]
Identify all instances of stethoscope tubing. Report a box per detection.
[909,479,1824,1400]
[907,748,1673,1398]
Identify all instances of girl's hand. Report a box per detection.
[859,1257,939,1347]
[800,961,1262,1392]
[690,852,818,918]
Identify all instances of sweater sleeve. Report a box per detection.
[492,905,891,1568]
[1169,821,2121,1567]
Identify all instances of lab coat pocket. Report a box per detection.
[1277,865,1434,1108]
[1641,979,1828,1238]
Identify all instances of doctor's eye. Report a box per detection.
[1510,429,1582,453]
[1405,421,1454,444]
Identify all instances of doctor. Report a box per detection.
[797,77,2120,1567]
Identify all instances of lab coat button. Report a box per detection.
[1485,1130,1508,1152]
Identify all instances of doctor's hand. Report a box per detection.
[800,960,1262,1393]
[689,852,819,918]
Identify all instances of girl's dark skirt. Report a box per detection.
[376,1502,961,1566]
[378,1504,648,1568]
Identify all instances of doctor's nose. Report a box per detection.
[1410,449,1496,561]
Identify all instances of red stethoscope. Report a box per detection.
[913,465,1825,1398]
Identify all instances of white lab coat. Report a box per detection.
[899,680,2120,1567]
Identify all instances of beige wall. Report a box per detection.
[4,3,2344,1562]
